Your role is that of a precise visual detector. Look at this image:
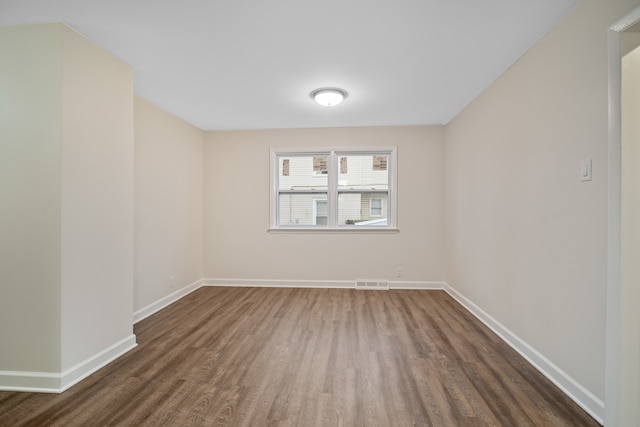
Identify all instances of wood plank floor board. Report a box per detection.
[0,287,600,427]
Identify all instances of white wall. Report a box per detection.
[444,0,640,418]
[204,126,444,283]
[619,39,640,426]
[134,97,204,312]
[0,24,63,374]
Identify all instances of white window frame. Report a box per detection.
[269,147,398,232]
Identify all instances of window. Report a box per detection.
[270,147,397,230]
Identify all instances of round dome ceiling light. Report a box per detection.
[311,87,348,107]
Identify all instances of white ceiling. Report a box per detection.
[0,0,580,130]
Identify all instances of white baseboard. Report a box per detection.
[133,279,204,323]
[204,278,445,290]
[203,278,355,288]
[60,334,137,392]
[0,334,137,393]
[443,282,604,424]
[0,370,61,393]
[390,280,445,290]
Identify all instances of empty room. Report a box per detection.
[1,0,639,425]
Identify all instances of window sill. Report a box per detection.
[267,227,400,234]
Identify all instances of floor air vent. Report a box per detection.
[355,280,390,290]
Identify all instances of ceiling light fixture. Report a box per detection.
[311,87,348,107]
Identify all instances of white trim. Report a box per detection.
[390,280,445,290]
[204,278,355,288]
[606,24,623,427]
[606,7,640,426]
[204,278,444,290]
[0,370,61,393]
[202,278,445,290]
[133,279,204,324]
[610,6,640,32]
[443,282,604,424]
[59,335,137,392]
[0,334,137,393]
[270,148,278,227]
[267,227,399,234]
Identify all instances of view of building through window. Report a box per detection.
[274,150,392,227]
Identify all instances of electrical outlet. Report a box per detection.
[396,267,403,278]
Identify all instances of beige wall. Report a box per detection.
[134,97,204,311]
[0,24,63,373]
[204,126,444,282]
[619,40,640,426]
[0,23,135,384]
[59,25,135,371]
[444,0,640,408]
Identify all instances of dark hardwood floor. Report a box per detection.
[0,287,599,426]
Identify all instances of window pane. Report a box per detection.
[337,154,388,191]
[278,193,328,226]
[338,192,388,226]
[278,155,328,191]
[370,198,383,217]
[315,200,328,225]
